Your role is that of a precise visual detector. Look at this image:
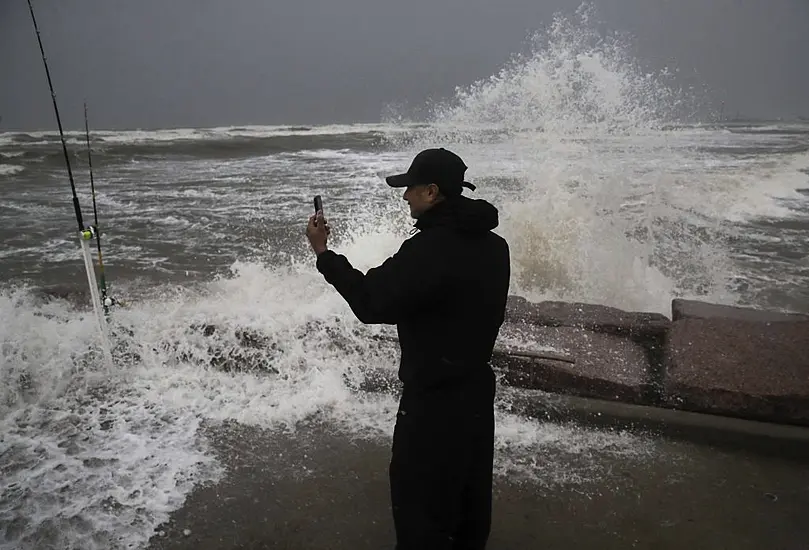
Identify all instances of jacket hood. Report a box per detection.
[414,195,499,234]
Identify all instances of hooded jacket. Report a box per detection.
[316,196,511,393]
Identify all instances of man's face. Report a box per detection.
[403,183,440,219]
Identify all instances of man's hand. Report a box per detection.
[306,211,330,255]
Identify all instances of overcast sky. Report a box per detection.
[1,0,807,130]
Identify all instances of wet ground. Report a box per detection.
[146,418,809,550]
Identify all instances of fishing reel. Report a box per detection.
[81,224,98,241]
[78,224,121,310]
[104,295,123,309]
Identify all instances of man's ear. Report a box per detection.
[427,183,441,201]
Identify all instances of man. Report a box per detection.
[306,147,510,549]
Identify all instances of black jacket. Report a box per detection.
[316,196,511,392]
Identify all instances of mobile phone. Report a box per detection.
[313,195,323,214]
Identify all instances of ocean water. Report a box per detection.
[2,8,809,550]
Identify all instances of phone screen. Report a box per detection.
[314,195,323,214]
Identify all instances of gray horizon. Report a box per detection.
[1,0,808,131]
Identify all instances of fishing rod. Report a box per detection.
[83,101,112,316]
[27,0,114,369]
[26,0,85,234]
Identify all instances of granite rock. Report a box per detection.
[494,324,653,404]
[663,317,809,426]
[506,295,670,340]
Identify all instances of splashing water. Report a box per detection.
[383,3,737,313]
[433,4,698,135]
[0,260,655,549]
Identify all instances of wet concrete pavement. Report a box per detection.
[146,415,809,550]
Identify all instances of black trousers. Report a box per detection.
[389,374,496,550]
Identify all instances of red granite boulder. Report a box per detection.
[504,296,670,396]
[663,316,809,426]
[493,323,653,404]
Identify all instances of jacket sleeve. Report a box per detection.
[315,234,447,324]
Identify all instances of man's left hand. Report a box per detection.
[306,211,330,255]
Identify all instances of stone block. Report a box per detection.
[506,295,670,341]
[663,318,809,425]
[494,324,653,404]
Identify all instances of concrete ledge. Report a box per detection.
[349,364,809,459]
[338,365,809,460]
[500,386,809,462]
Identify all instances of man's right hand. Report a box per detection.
[306,211,330,255]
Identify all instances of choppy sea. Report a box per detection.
[1,11,808,549]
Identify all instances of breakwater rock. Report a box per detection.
[499,296,809,426]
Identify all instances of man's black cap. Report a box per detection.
[385,148,476,197]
